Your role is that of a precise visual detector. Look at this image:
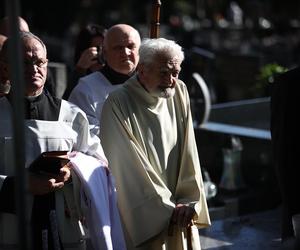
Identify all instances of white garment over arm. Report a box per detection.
[70,152,126,250]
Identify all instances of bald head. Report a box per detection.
[104,24,140,48]
[103,24,141,75]
[0,16,30,36]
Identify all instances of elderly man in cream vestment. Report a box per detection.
[100,38,211,250]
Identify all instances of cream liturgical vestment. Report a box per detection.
[100,75,211,250]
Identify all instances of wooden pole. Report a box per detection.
[150,0,161,38]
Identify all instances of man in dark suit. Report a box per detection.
[271,66,300,243]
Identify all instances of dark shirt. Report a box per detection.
[23,90,61,120]
[0,91,61,212]
[63,64,135,99]
[100,64,135,84]
[0,90,64,249]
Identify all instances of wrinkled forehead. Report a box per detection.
[22,37,46,58]
[155,53,182,69]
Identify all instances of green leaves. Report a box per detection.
[257,63,288,84]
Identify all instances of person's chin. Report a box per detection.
[121,62,135,71]
[27,80,44,89]
[162,88,175,98]
[150,87,175,98]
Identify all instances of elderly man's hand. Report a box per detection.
[171,203,196,228]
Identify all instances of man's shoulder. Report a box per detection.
[107,77,132,97]
[274,66,300,84]
[71,71,111,95]
[77,72,102,88]
[176,79,186,88]
[175,79,188,94]
[102,83,131,113]
[105,85,125,102]
[59,99,87,120]
[0,96,8,105]
[272,66,300,96]
[80,71,104,82]
[0,96,11,119]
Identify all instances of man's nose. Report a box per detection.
[26,63,39,72]
[122,47,131,56]
[165,74,175,85]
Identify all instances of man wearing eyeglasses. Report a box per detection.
[0,32,110,249]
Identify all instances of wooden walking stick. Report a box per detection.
[150,0,161,38]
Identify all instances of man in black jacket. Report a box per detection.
[0,31,107,250]
[271,66,300,244]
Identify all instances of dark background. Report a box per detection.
[2,0,300,102]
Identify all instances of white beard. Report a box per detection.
[150,87,175,98]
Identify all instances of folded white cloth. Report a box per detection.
[70,152,126,250]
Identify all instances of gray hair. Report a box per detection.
[0,31,47,62]
[138,38,184,66]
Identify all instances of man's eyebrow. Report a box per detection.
[160,65,181,71]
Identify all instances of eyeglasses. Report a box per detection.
[24,58,48,68]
